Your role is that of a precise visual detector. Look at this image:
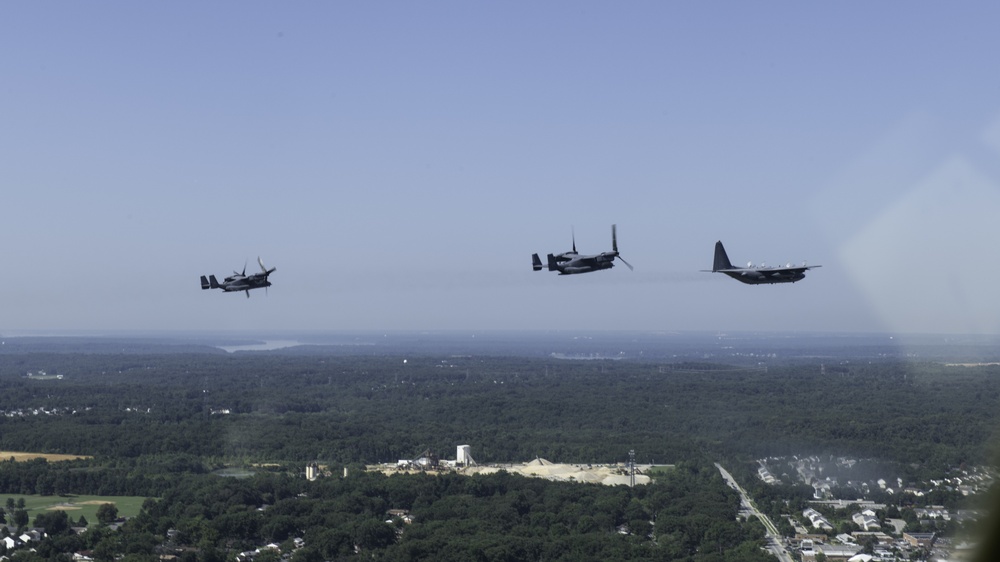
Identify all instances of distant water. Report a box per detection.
[217,340,302,353]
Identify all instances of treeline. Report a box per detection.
[0,353,998,468]
[0,456,206,498]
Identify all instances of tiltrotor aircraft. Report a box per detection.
[532,225,633,275]
[201,257,276,297]
[706,241,819,284]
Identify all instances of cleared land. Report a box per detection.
[464,459,654,485]
[373,459,669,486]
[0,451,91,462]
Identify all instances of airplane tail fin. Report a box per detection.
[209,275,221,289]
[532,254,543,271]
[713,241,734,271]
[546,254,559,272]
[200,276,210,290]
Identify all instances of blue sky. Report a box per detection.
[3,2,1000,334]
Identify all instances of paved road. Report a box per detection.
[715,463,794,562]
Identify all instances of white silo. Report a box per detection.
[457,444,473,467]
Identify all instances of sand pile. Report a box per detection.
[465,458,651,486]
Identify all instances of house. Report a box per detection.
[18,529,43,543]
[802,508,833,531]
[835,533,857,545]
[852,510,880,531]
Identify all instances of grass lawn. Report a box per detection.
[0,494,148,525]
[645,465,676,478]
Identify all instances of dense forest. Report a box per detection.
[0,352,998,468]
[0,345,998,561]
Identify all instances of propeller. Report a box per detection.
[258,257,276,276]
[611,224,633,270]
[258,257,275,296]
[571,226,577,254]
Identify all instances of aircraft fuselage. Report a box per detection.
[547,251,618,275]
[221,279,271,292]
[718,269,806,284]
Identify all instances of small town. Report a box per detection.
[751,455,994,561]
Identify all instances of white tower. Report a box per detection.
[457,444,474,467]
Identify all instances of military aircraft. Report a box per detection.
[200,257,276,297]
[532,225,633,275]
[705,241,819,284]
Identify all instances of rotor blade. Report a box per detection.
[617,254,634,271]
[571,226,577,253]
[612,224,618,253]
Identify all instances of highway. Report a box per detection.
[715,463,795,562]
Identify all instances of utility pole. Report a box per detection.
[629,449,636,487]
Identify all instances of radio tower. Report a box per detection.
[629,449,636,487]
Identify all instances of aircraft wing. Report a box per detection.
[566,256,599,267]
[776,265,821,274]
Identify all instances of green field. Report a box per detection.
[644,465,676,478]
[0,494,148,526]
